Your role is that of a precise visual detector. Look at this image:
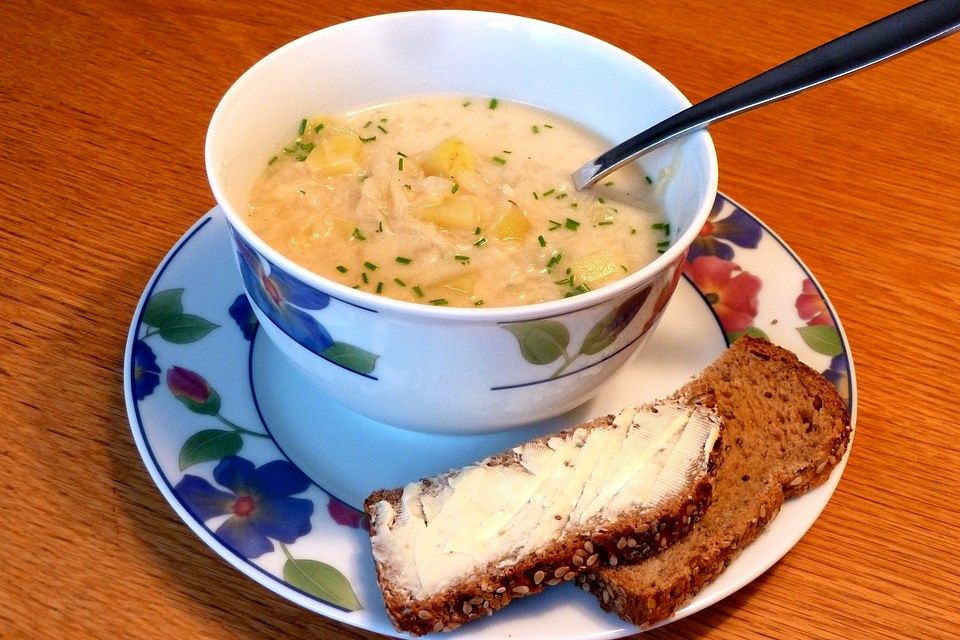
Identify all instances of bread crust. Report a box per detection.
[578,337,852,627]
[364,408,724,635]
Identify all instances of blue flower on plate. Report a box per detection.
[233,233,333,355]
[688,195,762,261]
[822,353,851,405]
[229,294,258,342]
[175,455,314,559]
[132,339,161,400]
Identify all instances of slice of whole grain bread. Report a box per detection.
[364,399,724,635]
[578,336,852,627]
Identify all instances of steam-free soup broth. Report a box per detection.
[247,97,668,307]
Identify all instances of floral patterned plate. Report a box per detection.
[124,195,855,639]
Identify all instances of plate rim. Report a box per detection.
[123,193,857,638]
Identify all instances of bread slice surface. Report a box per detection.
[578,336,852,627]
[364,398,724,635]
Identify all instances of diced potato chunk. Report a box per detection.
[441,271,480,296]
[328,215,358,239]
[305,132,363,175]
[570,250,625,287]
[418,195,479,232]
[488,204,530,242]
[421,137,476,178]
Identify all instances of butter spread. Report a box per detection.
[369,400,720,597]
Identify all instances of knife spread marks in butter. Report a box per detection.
[369,399,720,596]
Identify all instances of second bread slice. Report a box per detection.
[578,337,852,627]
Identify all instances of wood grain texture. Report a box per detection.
[1,0,958,638]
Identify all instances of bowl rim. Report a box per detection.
[206,9,718,323]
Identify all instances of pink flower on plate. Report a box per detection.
[795,278,835,326]
[327,495,367,530]
[684,255,762,334]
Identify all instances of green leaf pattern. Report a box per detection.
[143,289,219,344]
[138,287,362,613]
[283,552,362,611]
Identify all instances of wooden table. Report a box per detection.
[3,1,958,638]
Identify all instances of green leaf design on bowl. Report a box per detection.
[322,342,379,375]
[504,320,570,365]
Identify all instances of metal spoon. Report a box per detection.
[572,0,960,190]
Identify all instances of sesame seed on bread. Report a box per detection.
[364,401,725,635]
[578,336,852,627]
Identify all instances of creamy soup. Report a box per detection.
[246,97,668,307]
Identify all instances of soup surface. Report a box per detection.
[247,97,668,307]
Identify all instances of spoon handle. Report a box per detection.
[573,0,960,190]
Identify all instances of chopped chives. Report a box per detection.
[375,281,384,294]
[548,220,561,230]
[603,180,614,186]
[397,151,407,157]
[361,272,369,284]
[284,141,314,161]
[454,255,470,262]
[378,124,388,134]
[359,135,377,143]
[556,192,568,200]
[533,191,539,200]
[644,175,653,184]
[297,118,307,135]
[336,265,348,273]
[451,183,460,194]
[492,156,507,165]
[543,188,555,197]
[532,125,540,134]
[546,251,563,269]
[394,277,406,287]
[565,218,580,230]
[473,226,481,235]
[474,300,485,306]
[474,237,487,247]
[398,156,404,170]
[377,221,383,232]
[537,235,546,247]
[429,298,449,306]
[314,122,325,133]
[412,286,424,297]
[364,261,378,271]
[268,155,278,165]
[657,240,670,248]
[488,98,499,109]
[597,220,613,225]
[598,197,606,204]
[352,228,366,241]
[395,256,412,264]
[543,124,553,129]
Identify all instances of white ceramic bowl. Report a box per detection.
[206,10,717,433]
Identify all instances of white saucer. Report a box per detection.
[124,195,856,639]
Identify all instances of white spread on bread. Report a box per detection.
[368,399,720,596]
